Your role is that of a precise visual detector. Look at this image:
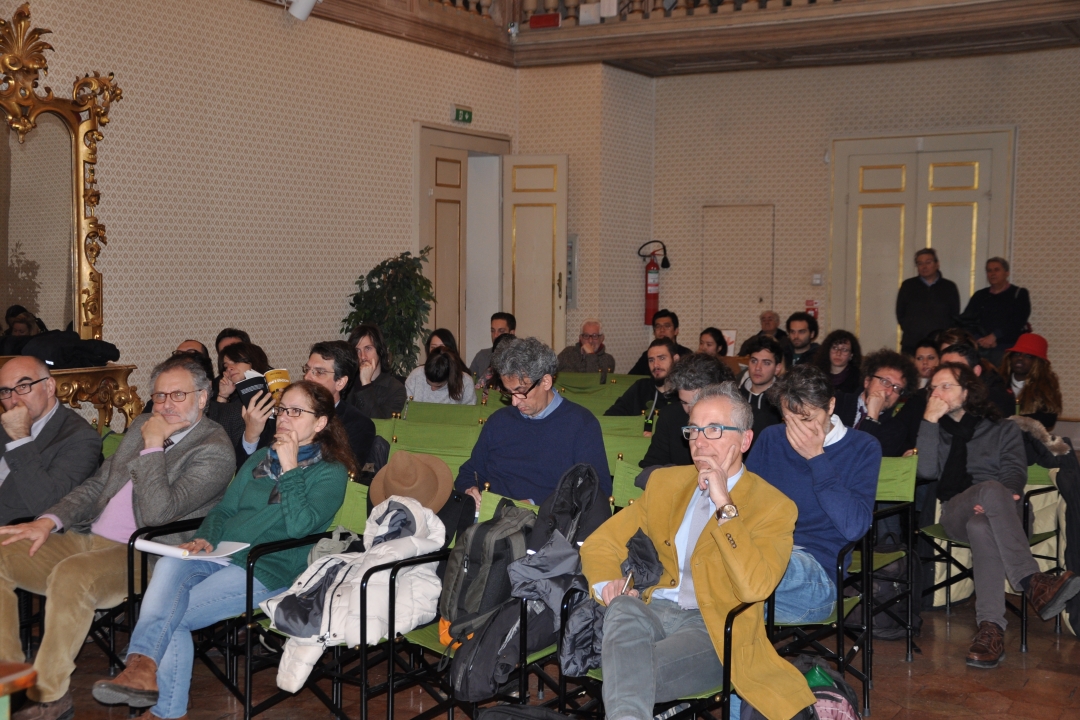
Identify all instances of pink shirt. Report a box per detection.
[90,480,138,544]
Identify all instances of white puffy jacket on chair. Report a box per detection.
[262,495,445,692]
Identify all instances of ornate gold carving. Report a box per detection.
[0,3,121,340]
[52,364,143,434]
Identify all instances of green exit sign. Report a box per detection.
[454,106,473,124]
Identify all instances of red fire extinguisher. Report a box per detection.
[644,253,660,325]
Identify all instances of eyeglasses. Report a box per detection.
[150,389,201,404]
[278,406,317,418]
[580,333,602,341]
[830,346,853,356]
[301,365,334,378]
[681,424,741,440]
[0,377,47,400]
[500,377,542,401]
[928,382,960,394]
[871,375,905,394]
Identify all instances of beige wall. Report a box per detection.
[653,49,1080,415]
[24,0,1080,420]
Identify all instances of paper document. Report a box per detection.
[135,539,250,560]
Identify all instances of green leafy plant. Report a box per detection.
[342,246,435,377]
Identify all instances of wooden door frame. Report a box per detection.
[827,127,1017,334]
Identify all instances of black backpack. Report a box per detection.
[869,534,923,641]
[438,498,536,641]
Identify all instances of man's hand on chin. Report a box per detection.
[141,413,189,450]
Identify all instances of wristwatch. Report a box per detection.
[716,504,738,522]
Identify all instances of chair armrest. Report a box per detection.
[1022,484,1058,534]
[872,501,913,521]
[244,532,332,621]
[126,517,207,637]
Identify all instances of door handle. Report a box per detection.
[557,272,563,299]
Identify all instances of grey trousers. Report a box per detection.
[601,596,728,720]
[940,480,1039,629]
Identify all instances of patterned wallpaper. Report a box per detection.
[15,0,1080,420]
[654,49,1080,415]
[27,0,518,424]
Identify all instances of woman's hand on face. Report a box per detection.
[218,375,235,400]
[274,429,301,473]
[178,538,213,554]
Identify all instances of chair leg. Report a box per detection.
[945,541,953,615]
[1020,592,1029,653]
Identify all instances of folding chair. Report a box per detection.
[767,533,872,716]
[598,415,650,438]
[611,459,643,510]
[919,466,1061,652]
[557,587,755,720]
[602,437,652,476]
[389,422,480,478]
[387,491,558,720]
[849,455,919,664]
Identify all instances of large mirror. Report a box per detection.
[0,110,74,335]
[0,2,121,343]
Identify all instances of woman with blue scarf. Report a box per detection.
[92,381,356,720]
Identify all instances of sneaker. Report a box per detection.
[654,702,690,720]
[1026,571,1080,621]
[966,621,1005,669]
[12,691,73,720]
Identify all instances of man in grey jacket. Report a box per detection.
[0,357,101,526]
[0,354,235,720]
[918,362,1080,670]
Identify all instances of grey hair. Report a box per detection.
[492,336,557,383]
[582,318,603,334]
[689,381,753,433]
[667,352,734,392]
[766,363,832,415]
[150,354,212,395]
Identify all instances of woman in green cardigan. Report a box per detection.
[92,380,356,720]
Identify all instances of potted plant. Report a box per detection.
[342,246,435,378]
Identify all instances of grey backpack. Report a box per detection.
[438,498,536,641]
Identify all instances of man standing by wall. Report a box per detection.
[960,257,1031,367]
[896,248,960,356]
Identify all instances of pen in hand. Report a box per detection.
[621,571,634,596]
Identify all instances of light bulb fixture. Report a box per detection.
[636,240,671,269]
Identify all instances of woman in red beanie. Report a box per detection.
[1001,333,1062,430]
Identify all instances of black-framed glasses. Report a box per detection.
[871,375,905,394]
[580,333,602,341]
[278,406,317,418]
[150,389,202,404]
[0,377,47,400]
[500,377,542,401]
[681,424,741,440]
[301,365,334,378]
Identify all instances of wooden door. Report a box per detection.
[420,145,468,343]
[501,155,568,349]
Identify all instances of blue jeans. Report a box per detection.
[126,558,284,719]
[601,596,741,720]
[772,548,836,624]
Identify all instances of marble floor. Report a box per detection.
[57,596,1080,720]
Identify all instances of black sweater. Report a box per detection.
[960,285,1031,349]
[895,275,961,354]
[604,377,672,417]
[627,343,693,377]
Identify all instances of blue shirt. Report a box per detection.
[524,390,563,420]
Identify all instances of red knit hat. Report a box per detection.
[1006,333,1048,361]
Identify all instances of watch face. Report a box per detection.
[722,504,738,518]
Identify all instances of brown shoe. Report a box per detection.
[1026,570,1080,621]
[11,692,73,720]
[92,652,159,707]
[966,621,1005,669]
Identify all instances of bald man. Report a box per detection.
[0,357,100,526]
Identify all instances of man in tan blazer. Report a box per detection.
[581,382,815,720]
[0,354,235,720]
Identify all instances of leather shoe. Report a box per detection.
[92,652,159,707]
[11,691,73,720]
[966,621,1005,669]
[1026,570,1080,621]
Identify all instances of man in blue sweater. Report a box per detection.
[746,364,880,623]
[455,337,609,507]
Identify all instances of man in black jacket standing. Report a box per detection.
[960,257,1031,367]
[0,357,101,526]
[896,248,960,356]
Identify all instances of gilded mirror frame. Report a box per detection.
[0,3,121,340]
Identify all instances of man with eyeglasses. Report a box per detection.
[835,349,920,457]
[557,319,616,375]
[0,354,235,720]
[455,337,609,508]
[628,310,694,377]
[746,364,880,624]
[0,357,100,526]
[919,362,1080,669]
[581,383,816,720]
